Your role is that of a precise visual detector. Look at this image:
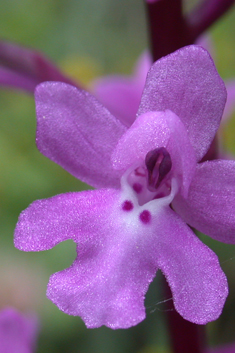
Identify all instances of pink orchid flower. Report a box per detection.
[0,307,38,353]
[15,45,231,329]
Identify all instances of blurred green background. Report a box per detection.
[1,0,235,352]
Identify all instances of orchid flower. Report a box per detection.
[0,307,38,353]
[14,45,232,329]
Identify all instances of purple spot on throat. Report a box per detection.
[133,183,142,194]
[139,210,151,224]
[122,200,134,211]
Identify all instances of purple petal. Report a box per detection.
[195,38,235,125]
[15,189,119,251]
[157,208,228,324]
[137,45,227,161]
[222,81,235,122]
[0,67,37,92]
[35,82,127,189]
[0,40,77,93]
[134,51,152,84]
[196,35,214,55]
[47,243,154,329]
[0,307,38,353]
[112,109,196,196]
[173,160,235,243]
[93,52,151,127]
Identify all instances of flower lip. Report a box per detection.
[145,147,172,192]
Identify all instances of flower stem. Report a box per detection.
[145,0,235,61]
[163,276,206,353]
[144,0,191,61]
